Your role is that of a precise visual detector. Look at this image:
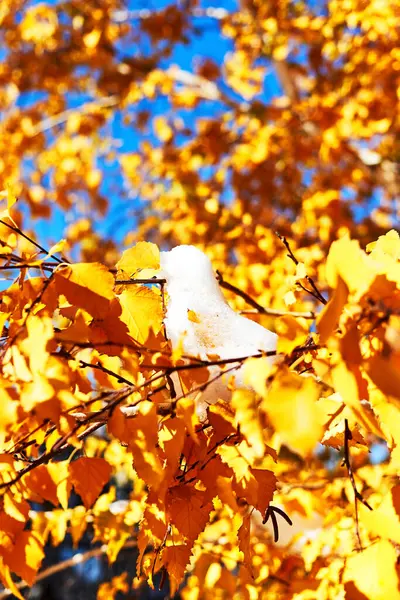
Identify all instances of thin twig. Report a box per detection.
[275,232,327,306]
[0,220,65,264]
[115,278,166,285]
[343,419,372,550]
[216,271,315,319]
[78,359,136,387]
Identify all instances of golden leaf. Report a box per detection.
[2,531,45,586]
[118,285,163,343]
[343,540,400,600]
[116,242,160,277]
[231,389,265,458]
[126,401,164,490]
[55,263,114,319]
[317,276,349,343]
[263,369,324,457]
[238,513,254,575]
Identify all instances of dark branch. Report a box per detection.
[343,418,372,550]
[276,232,327,306]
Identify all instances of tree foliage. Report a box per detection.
[0,0,399,598]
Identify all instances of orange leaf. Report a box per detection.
[238,513,254,576]
[166,485,212,543]
[317,276,348,343]
[2,531,44,586]
[126,401,164,490]
[24,465,58,506]
[163,544,192,596]
[233,468,276,515]
[69,457,112,509]
[366,355,400,402]
[55,263,114,318]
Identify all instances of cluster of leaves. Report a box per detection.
[0,0,399,598]
[0,214,400,598]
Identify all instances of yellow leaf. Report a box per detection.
[55,263,115,319]
[317,276,349,343]
[0,182,18,221]
[273,45,289,60]
[69,457,112,509]
[0,557,24,600]
[69,505,87,547]
[232,389,265,458]
[295,262,307,280]
[118,286,163,343]
[331,361,382,435]
[3,491,29,523]
[360,490,400,544]
[283,290,296,306]
[243,356,273,397]
[263,370,323,457]
[343,540,400,600]
[21,315,53,374]
[47,462,72,510]
[325,236,374,296]
[187,309,200,323]
[127,401,164,490]
[116,242,160,277]
[83,29,101,49]
[46,239,66,258]
[367,229,400,260]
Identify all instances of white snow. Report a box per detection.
[160,245,278,417]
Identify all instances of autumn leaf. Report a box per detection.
[69,457,112,509]
[1,531,45,586]
[231,388,265,458]
[166,485,212,543]
[317,276,349,343]
[343,540,400,600]
[238,513,254,575]
[1,2,400,595]
[116,242,160,278]
[163,544,192,596]
[55,263,115,319]
[24,465,58,506]
[118,285,163,343]
[121,401,164,490]
[263,369,324,457]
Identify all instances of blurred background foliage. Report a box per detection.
[0,0,399,597]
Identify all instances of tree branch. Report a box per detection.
[0,539,138,598]
[343,419,372,550]
[276,232,327,305]
[216,270,315,319]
